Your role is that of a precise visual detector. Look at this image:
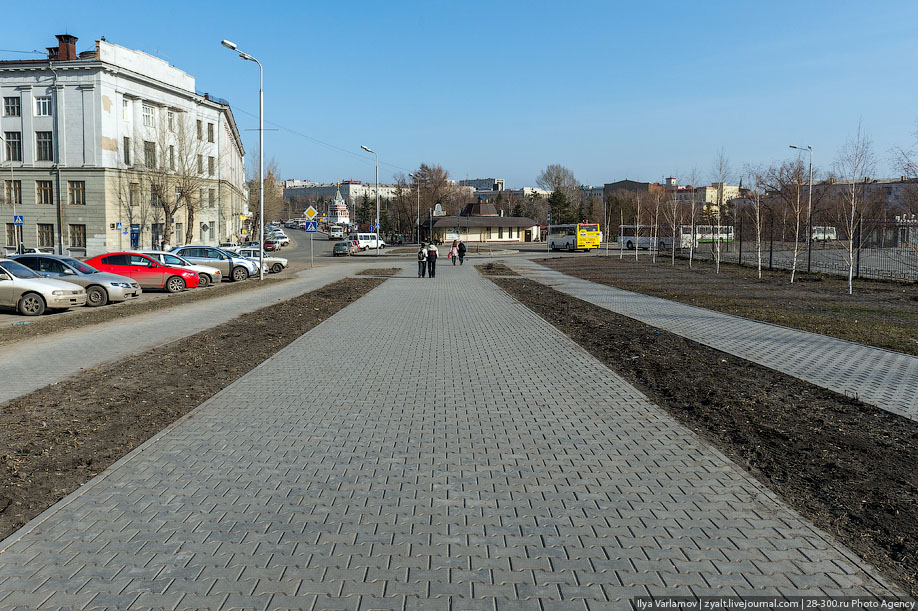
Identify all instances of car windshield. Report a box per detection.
[60,258,99,274]
[161,254,188,266]
[0,260,42,279]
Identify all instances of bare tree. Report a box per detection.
[633,192,643,261]
[710,148,733,273]
[664,181,682,266]
[246,156,286,236]
[114,169,153,250]
[763,158,808,282]
[833,123,875,294]
[536,164,579,201]
[651,189,663,263]
[744,166,768,279]
[687,168,699,268]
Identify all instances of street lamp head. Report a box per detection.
[361,145,375,154]
[221,40,238,51]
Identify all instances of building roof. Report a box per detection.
[423,216,537,229]
[459,202,499,216]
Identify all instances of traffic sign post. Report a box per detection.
[304,220,318,268]
[546,212,551,252]
[11,216,23,255]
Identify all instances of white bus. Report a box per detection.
[680,225,734,248]
[618,225,672,250]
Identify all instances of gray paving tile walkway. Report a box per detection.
[509,259,918,421]
[0,263,898,609]
[0,263,370,406]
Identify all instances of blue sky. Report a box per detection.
[5,1,918,187]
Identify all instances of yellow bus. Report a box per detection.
[548,223,601,252]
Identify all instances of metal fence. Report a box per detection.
[677,218,918,282]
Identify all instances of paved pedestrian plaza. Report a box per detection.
[510,259,918,421]
[0,263,899,609]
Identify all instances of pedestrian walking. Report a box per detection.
[457,240,467,265]
[417,243,427,278]
[448,240,459,265]
[427,242,439,278]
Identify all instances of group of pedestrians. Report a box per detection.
[417,240,466,278]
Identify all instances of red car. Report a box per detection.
[264,239,279,252]
[85,252,199,293]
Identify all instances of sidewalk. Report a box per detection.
[0,263,367,405]
[509,259,918,422]
[0,263,896,609]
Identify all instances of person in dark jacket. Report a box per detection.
[457,240,467,265]
[427,242,439,278]
[417,243,427,278]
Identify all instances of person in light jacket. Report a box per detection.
[417,243,428,278]
[448,240,459,265]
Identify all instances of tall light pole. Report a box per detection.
[409,172,421,244]
[790,144,813,272]
[360,145,380,256]
[221,39,265,280]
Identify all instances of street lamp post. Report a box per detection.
[790,144,813,273]
[409,172,421,244]
[360,145,380,256]
[0,135,21,254]
[221,39,265,280]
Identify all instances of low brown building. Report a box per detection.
[421,202,539,244]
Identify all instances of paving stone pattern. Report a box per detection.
[0,265,896,610]
[510,260,918,422]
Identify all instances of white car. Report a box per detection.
[138,251,223,287]
[238,248,288,274]
[0,258,87,315]
[270,232,290,247]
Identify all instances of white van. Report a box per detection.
[348,233,386,251]
[329,226,345,240]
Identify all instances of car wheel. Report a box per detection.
[18,292,46,316]
[232,266,248,282]
[197,273,211,288]
[271,263,284,273]
[567,243,574,252]
[86,285,109,307]
[165,276,186,293]
[626,240,634,250]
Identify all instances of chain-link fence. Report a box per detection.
[678,217,918,282]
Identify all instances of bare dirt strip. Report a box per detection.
[0,276,385,541]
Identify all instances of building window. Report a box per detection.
[3,132,21,162]
[169,145,175,170]
[208,156,215,176]
[196,120,202,140]
[3,97,20,117]
[498,226,503,239]
[35,96,52,116]
[142,104,154,127]
[207,122,214,143]
[167,110,174,130]
[209,188,215,208]
[123,137,131,165]
[197,154,203,174]
[6,224,15,246]
[4,180,21,205]
[122,98,130,120]
[37,223,54,248]
[200,221,214,241]
[175,187,182,206]
[144,141,155,168]
[486,227,492,239]
[36,132,53,161]
[129,182,140,206]
[199,188,206,208]
[69,224,86,248]
[36,181,53,205]
[68,181,86,205]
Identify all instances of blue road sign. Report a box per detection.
[13,215,24,225]
[304,221,318,232]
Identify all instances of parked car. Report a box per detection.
[170,246,258,281]
[237,248,288,273]
[264,239,279,252]
[333,241,353,256]
[271,232,290,247]
[0,258,87,315]
[13,254,141,306]
[219,241,242,253]
[138,251,222,287]
[85,252,199,292]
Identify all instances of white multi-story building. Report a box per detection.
[0,34,246,256]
